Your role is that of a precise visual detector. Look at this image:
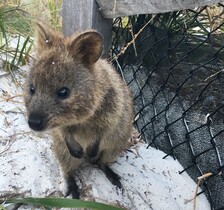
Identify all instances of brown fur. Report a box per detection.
[24,23,133,194]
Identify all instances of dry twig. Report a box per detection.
[0,94,23,103]
[204,69,224,81]
[194,172,213,210]
[110,15,155,62]
[113,0,117,15]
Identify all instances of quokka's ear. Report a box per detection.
[36,22,63,53]
[68,31,103,65]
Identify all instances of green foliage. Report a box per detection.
[47,0,62,29]
[119,5,224,40]
[0,2,33,71]
[0,204,6,210]
[4,197,124,210]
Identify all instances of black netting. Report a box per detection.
[111,4,224,210]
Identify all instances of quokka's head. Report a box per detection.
[24,23,103,131]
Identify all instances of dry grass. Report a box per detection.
[0,0,62,73]
[21,0,62,28]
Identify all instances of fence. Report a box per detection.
[111,5,224,210]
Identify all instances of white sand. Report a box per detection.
[0,67,210,210]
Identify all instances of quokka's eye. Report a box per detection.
[30,84,35,95]
[57,87,70,99]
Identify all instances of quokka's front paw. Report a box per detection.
[86,139,100,159]
[65,135,84,159]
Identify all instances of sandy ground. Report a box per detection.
[0,67,210,210]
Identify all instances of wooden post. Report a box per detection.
[62,0,112,57]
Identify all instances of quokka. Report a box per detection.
[24,23,134,198]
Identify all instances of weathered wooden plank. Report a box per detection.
[96,0,224,18]
[62,0,112,55]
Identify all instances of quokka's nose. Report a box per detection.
[28,113,44,131]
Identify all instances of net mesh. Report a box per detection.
[111,4,224,210]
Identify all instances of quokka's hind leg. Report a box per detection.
[52,129,82,199]
[65,174,80,199]
[86,138,123,188]
[99,164,122,189]
[96,148,123,189]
